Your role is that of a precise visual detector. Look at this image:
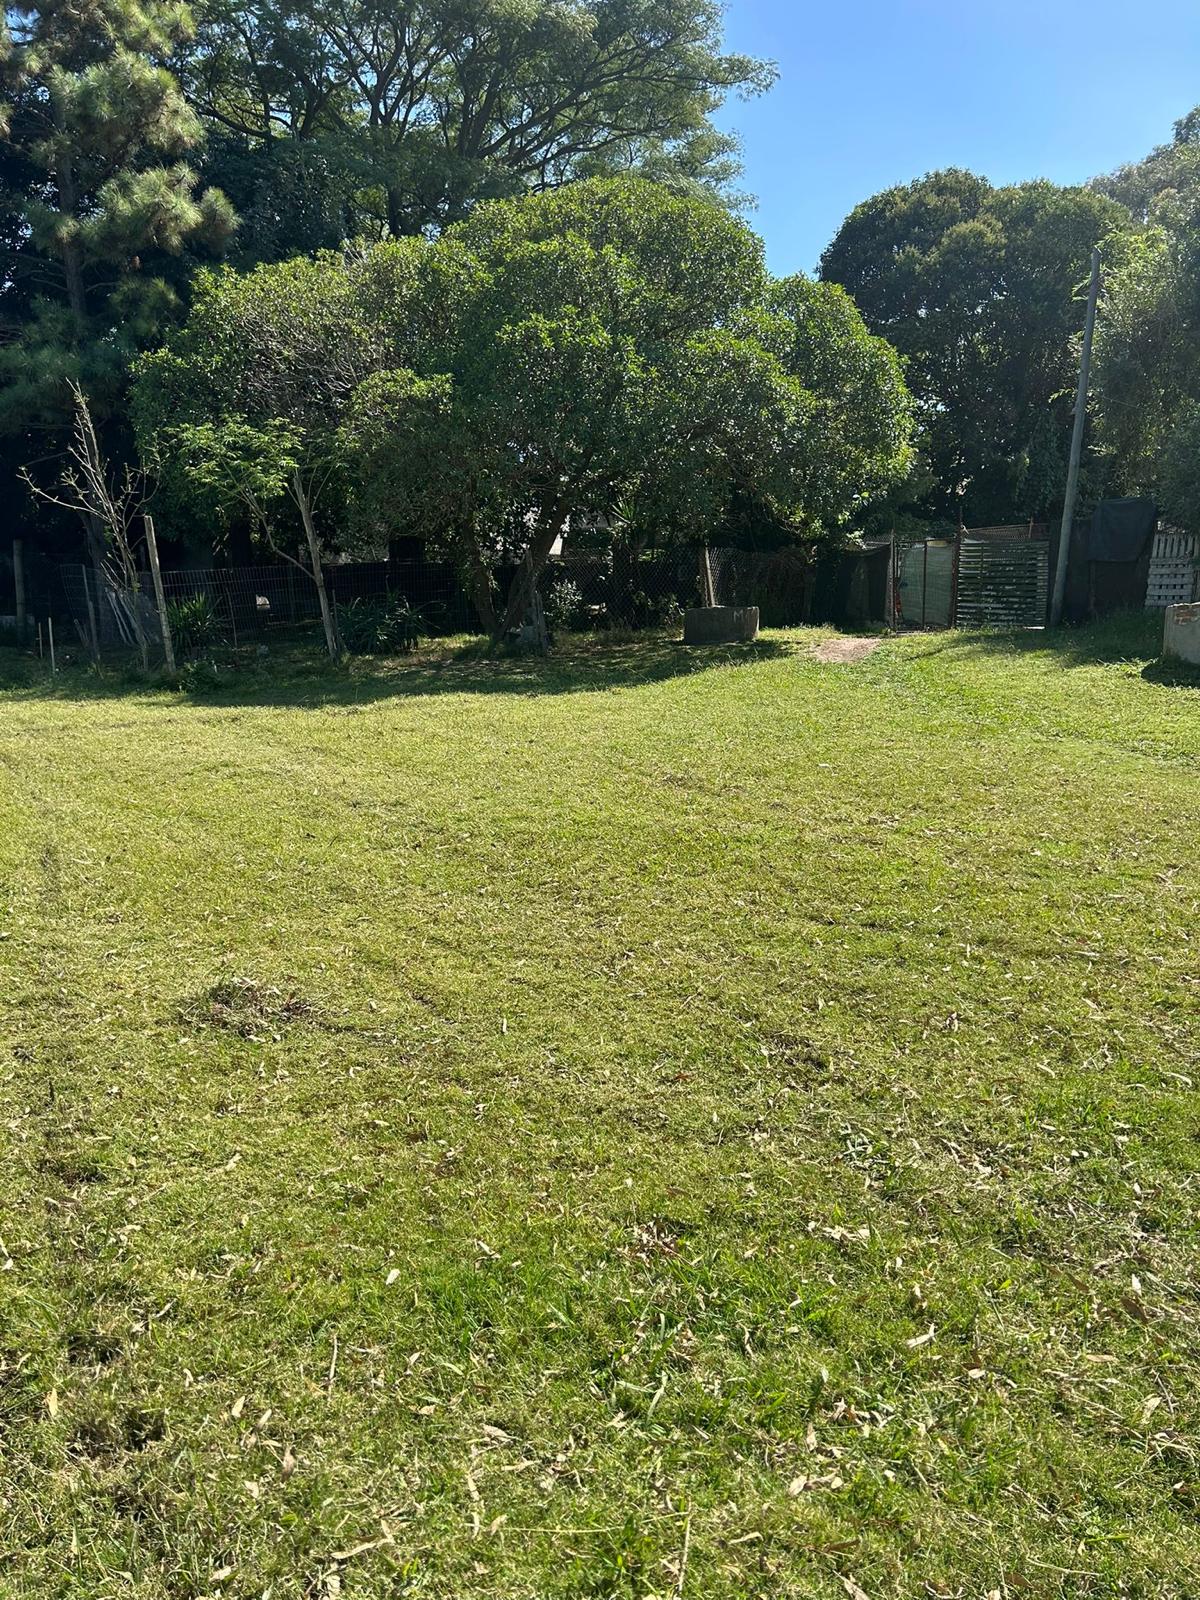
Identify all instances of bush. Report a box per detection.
[336,595,422,654]
[177,659,226,694]
[167,592,222,655]
[542,576,586,635]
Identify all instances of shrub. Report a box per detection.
[167,592,222,655]
[542,576,586,635]
[336,595,422,654]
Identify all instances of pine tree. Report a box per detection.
[0,0,235,559]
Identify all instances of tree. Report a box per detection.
[0,0,235,563]
[0,0,235,418]
[1091,189,1200,519]
[766,276,912,531]
[346,178,913,643]
[135,180,913,655]
[22,382,155,663]
[1093,104,1200,221]
[132,249,409,657]
[820,171,1127,527]
[179,0,774,243]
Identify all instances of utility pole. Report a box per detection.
[1051,247,1101,627]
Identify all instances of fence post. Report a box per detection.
[81,565,101,664]
[48,615,56,675]
[143,514,176,674]
[223,571,238,648]
[699,546,716,607]
[12,539,26,641]
[951,529,962,629]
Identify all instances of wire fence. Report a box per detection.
[43,541,895,668]
[51,548,711,664]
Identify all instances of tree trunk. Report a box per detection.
[52,100,88,339]
[489,504,566,652]
[466,544,498,634]
[52,107,107,585]
[293,470,340,661]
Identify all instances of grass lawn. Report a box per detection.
[1,617,1198,1599]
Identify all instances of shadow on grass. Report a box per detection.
[1142,655,1200,688]
[900,611,1184,673]
[0,630,798,711]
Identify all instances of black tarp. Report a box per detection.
[1064,498,1156,621]
[1088,498,1157,563]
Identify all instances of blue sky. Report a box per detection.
[717,0,1200,275]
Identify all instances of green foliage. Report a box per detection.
[1154,403,1200,534]
[542,575,587,635]
[165,591,222,654]
[181,0,775,244]
[132,251,390,542]
[821,171,1128,526]
[343,179,913,625]
[0,0,234,436]
[139,179,912,632]
[1088,105,1200,521]
[1093,103,1200,220]
[335,595,422,655]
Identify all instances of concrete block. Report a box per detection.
[683,605,760,645]
[1164,602,1200,665]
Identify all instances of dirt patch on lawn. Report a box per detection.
[811,637,883,665]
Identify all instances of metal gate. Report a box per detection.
[954,536,1049,628]
[897,540,955,627]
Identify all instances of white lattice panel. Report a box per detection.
[1146,530,1200,609]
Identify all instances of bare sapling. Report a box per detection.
[21,383,154,667]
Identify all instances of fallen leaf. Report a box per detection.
[230,1395,246,1420]
[905,1326,936,1350]
[45,1388,59,1419]
[385,1268,401,1287]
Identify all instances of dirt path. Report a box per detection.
[811,636,883,664]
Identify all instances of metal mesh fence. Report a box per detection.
[56,548,709,662]
[58,557,474,659]
[52,542,902,666]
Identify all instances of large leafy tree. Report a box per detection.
[179,0,774,247]
[1089,110,1200,529]
[1091,191,1200,526]
[137,180,913,648]
[820,171,1127,527]
[1093,104,1200,221]
[346,179,913,639]
[131,243,442,652]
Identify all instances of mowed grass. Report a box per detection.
[1,618,1198,1600]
